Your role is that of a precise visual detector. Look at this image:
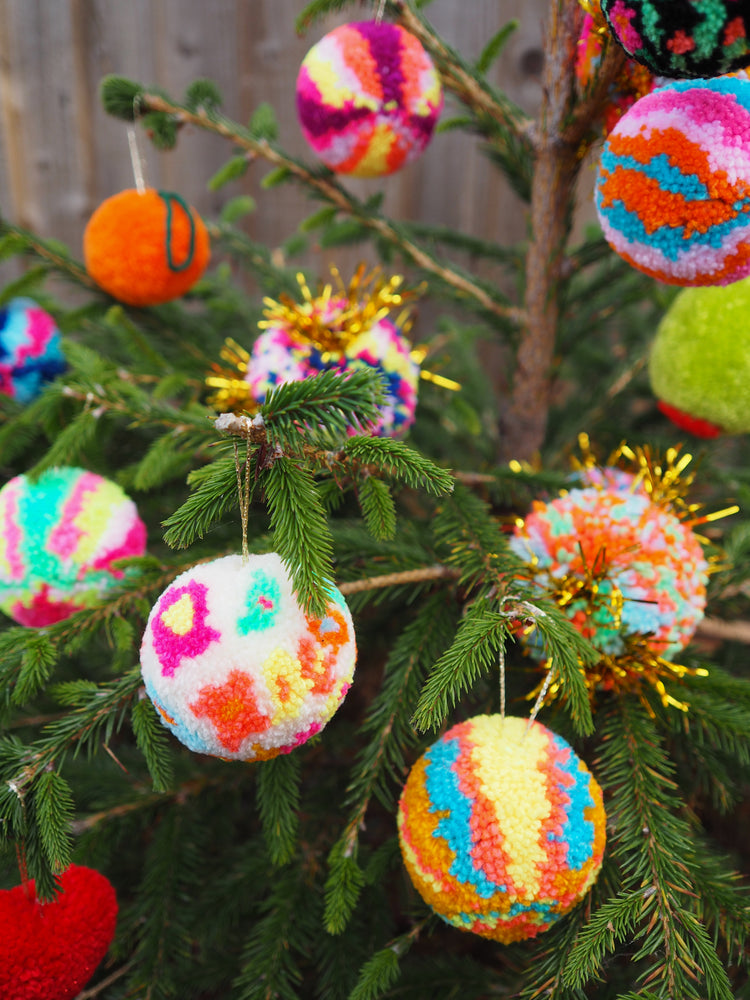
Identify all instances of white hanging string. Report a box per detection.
[525,660,555,735]
[498,637,506,721]
[127,125,146,194]
[375,0,387,23]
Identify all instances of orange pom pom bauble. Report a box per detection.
[83,188,210,307]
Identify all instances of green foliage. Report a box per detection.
[99,74,144,120]
[475,19,519,73]
[257,753,301,866]
[357,476,397,541]
[249,101,279,141]
[208,154,249,191]
[184,78,223,112]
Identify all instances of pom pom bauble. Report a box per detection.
[649,278,750,435]
[296,21,443,177]
[510,485,709,660]
[602,0,750,79]
[0,467,147,627]
[140,553,356,761]
[0,865,117,1000]
[397,715,606,943]
[84,188,210,306]
[596,78,750,286]
[249,316,419,437]
[0,298,66,404]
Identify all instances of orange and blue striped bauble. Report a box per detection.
[398,715,606,943]
[296,21,443,177]
[596,77,750,286]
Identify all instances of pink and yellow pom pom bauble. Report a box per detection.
[0,467,147,627]
[296,21,443,177]
[398,715,606,943]
[510,485,709,662]
[596,77,750,286]
[0,298,66,404]
[140,553,357,761]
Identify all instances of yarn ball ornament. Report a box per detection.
[0,467,147,627]
[397,715,606,943]
[0,298,66,404]
[83,188,210,306]
[0,865,117,1000]
[649,277,750,435]
[140,553,357,761]
[509,485,709,660]
[576,8,656,134]
[601,0,750,79]
[596,77,750,287]
[296,21,443,177]
[248,315,419,437]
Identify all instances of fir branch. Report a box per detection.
[561,889,646,991]
[0,219,95,289]
[128,91,524,324]
[263,457,335,618]
[432,481,517,588]
[162,452,241,549]
[257,753,301,867]
[339,436,454,496]
[357,476,397,541]
[130,697,175,793]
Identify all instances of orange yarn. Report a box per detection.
[83,188,210,307]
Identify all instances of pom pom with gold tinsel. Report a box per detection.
[83,188,210,306]
[139,553,357,761]
[296,21,443,177]
[576,0,656,134]
[510,440,738,711]
[207,265,428,438]
[397,715,606,943]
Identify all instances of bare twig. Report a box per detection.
[695,617,750,646]
[338,565,460,595]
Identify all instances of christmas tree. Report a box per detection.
[1,1,749,998]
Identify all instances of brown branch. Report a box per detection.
[75,961,135,1000]
[338,565,460,596]
[141,94,524,326]
[695,617,750,645]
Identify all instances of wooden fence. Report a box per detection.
[0,0,553,286]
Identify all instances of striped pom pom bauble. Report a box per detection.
[0,865,117,1000]
[0,298,66,404]
[649,277,750,435]
[0,467,147,627]
[84,188,210,306]
[601,0,750,80]
[397,715,606,943]
[140,553,357,762]
[296,21,443,177]
[596,77,750,286]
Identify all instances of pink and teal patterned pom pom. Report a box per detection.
[247,316,419,437]
[139,553,357,762]
[596,77,750,286]
[602,0,750,80]
[398,715,606,943]
[0,297,66,404]
[296,21,443,177]
[510,485,709,660]
[0,467,147,627]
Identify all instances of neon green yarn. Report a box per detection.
[649,277,750,434]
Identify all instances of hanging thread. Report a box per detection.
[375,0,387,24]
[526,661,556,734]
[233,439,251,562]
[127,125,146,195]
[158,191,197,272]
[498,636,506,721]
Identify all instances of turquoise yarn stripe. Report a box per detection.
[158,191,196,272]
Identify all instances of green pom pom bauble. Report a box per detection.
[649,278,750,435]
[602,0,750,79]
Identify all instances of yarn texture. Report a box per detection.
[296,21,443,176]
[84,188,210,306]
[0,298,66,404]
[0,467,147,626]
[140,553,357,761]
[397,715,606,943]
[0,865,117,1000]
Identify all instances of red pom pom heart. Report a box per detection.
[0,865,118,1000]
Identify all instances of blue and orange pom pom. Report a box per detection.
[296,21,443,177]
[397,715,606,943]
[140,553,357,761]
[596,77,750,286]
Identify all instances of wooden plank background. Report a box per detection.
[0,0,554,286]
